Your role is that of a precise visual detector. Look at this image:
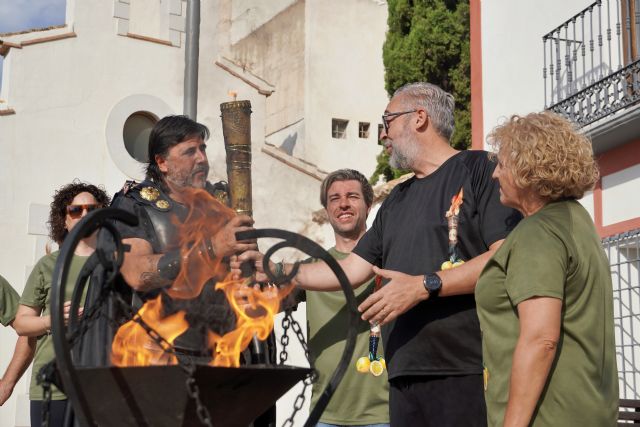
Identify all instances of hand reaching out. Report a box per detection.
[358,266,429,326]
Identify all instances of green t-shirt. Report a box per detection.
[0,274,19,326]
[475,200,618,426]
[306,247,390,425]
[20,251,88,401]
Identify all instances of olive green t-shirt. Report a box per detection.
[475,200,618,426]
[20,251,88,401]
[0,274,19,326]
[306,247,390,425]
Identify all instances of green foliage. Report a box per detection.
[371,0,471,183]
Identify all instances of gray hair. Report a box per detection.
[393,82,455,141]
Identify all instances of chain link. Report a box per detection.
[280,373,315,427]
[184,363,214,427]
[289,315,310,360]
[278,309,316,427]
[278,311,291,364]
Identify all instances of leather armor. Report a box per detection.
[111,179,234,354]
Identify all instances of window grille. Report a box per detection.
[358,122,370,139]
[603,228,640,399]
[332,119,348,139]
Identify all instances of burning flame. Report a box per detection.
[111,188,293,368]
[446,187,464,217]
[168,188,235,300]
[111,294,189,366]
[208,279,291,367]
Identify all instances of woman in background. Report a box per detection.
[13,181,109,427]
[475,112,618,426]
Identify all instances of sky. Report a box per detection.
[0,0,66,90]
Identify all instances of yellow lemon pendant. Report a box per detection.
[370,360,384,376]
[356,356,371,373]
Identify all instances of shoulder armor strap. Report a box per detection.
[125,181,172,212]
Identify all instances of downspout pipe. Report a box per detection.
[184,0,200,119]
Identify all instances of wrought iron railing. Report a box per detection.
[543,0,640,126]
[602,228,640,399]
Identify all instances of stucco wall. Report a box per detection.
[480,0,589,140]
[602,164,640,226]
[304,0,388,178]
[230,1,305,139]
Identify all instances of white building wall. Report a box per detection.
[305,0,388,178]
[602,164,640,226]
[230,0,297,45]
[480,0,591,141]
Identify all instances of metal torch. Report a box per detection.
[220,100,266,364]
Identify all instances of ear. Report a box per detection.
[156,154,168,173]
[415,109,428,130]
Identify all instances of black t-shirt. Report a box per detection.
[353,150,521,379]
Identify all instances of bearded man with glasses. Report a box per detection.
[237,82,521,426]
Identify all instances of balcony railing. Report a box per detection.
[543,0,640,127]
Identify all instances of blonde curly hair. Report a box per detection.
[487,111,599,201]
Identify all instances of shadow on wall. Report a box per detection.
[279,132,297,155]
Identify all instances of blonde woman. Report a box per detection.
[475,112,618,426]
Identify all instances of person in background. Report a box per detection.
[0,275,36,406]
[301,169,389,427]
[13,182,109,427]
[475,111,618,426]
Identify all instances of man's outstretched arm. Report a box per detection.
[235,250,375,291]
[0,334,36,406]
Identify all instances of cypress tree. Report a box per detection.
[371,0,470,184]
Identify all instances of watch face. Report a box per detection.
[426,274,442,295]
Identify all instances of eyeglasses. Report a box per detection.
[66,204,100,219]
[381,109,418,133]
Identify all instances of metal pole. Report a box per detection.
[184,0,200,119]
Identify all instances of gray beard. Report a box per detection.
[389,134,419,170]
[165,165,209,190]
[390,148,411,169]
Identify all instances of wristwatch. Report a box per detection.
[423,273,442,298]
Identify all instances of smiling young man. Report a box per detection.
[301,169,390,427]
